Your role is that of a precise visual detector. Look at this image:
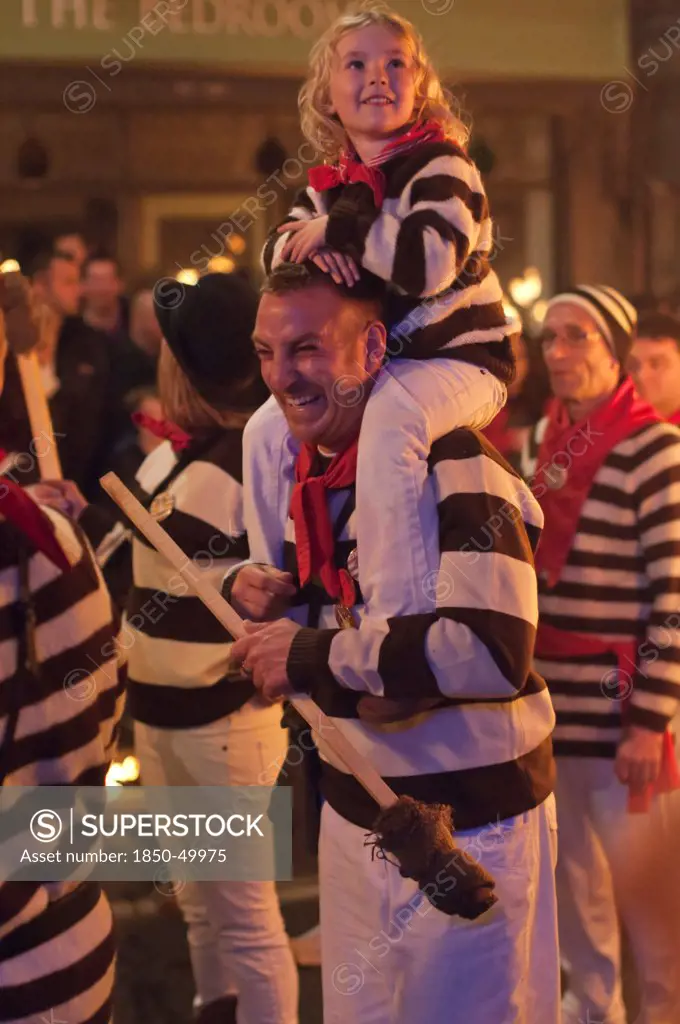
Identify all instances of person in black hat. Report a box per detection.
[32,273,299,1024]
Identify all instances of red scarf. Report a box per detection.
[132,412,191,453]
[0,458,70,572]
[668,409,680,426]
[289,440,358,606]
[535,624,680,813]
[533,378,660,587]
[308,120,447,209]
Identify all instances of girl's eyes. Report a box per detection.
[345,58,408,70]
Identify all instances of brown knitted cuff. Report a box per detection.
[287,627,340,695]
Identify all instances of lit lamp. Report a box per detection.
[208,256,235,274]
[228,236,246,256]
[0,259,21,274]
[502,297,521,326]
[106,755,141,787]
[508,267,543,309]
[531,299,548,325]
[175,268,199,286]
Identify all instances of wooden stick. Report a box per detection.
[16,350,62,480]
[100,471,397,809]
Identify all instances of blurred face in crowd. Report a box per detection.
[628,335,680,418]
[130,289,162,358]
[82,258,123,315]
[54,232,88,270]
[253,283,386,450]
[34,255,82,318]
[540,302,619,414]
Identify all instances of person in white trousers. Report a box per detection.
[522,285,680,1024]
[42,274,300,1024]
[228,260,561,1024]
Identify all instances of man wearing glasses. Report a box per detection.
[521,286,680,1024]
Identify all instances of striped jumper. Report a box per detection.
[81,429,254,729]
[263,139,515,378]
[0,501,125,1024]
[240,426,556,831]
[521,416,680,757]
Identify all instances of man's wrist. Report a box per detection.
[626,704,670,734]
[221,561,269,607]
[287,627,339,694]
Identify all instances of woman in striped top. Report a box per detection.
[42,275,299,1024]
[252,2,510,624]
[521,285,680,1024]
[0,278,125,1024]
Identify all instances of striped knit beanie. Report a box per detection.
[546,285,637,364]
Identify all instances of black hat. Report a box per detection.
[153,272,268,410]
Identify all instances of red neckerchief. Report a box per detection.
[0,457,70,572]
[289,439,358,605]
[535,624,680,813]
[308,120,447,209]
[533,378,660,587]
[132,412,191,453]
[668,409,680,426]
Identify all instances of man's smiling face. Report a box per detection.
[253,281,386,451]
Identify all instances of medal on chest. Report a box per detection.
[544,464,568,490]
[334,548,360,630]
[149,490,175,521]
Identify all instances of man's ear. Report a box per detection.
[365,320,387,374]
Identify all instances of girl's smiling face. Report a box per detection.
[328,24,417,147]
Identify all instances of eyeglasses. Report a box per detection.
[539,326,603,348]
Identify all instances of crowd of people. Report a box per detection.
[1,3,680,1024]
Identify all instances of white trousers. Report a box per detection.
[135,701,299,1024]
[556,757,679,1024]
[318,796,560,1024]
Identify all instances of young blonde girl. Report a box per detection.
[253,2,514,621]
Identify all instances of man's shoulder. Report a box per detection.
[243,395,297,463]
[606,415,680,468]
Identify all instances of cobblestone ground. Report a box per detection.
[109,880,322,1024]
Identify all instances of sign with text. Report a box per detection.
[0,0,629,79]
[0,785,292,882]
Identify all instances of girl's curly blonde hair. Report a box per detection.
[299,1,469,164]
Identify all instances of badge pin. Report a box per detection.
[347,547,359,581]
[150,491,175,522]
[545,465,568,490]
[335,604,359,630]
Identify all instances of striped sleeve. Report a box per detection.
[325,143,488,298]
[628,424,680,730]
[288,430,544,701]
[261,187,323,275]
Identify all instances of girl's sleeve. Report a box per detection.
[325,146,490,298]
[261,186,326,275]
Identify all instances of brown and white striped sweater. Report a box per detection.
[0,503,125,1024]
[263,140,516,381]
[240,426,556,832]
[522,416,680,757]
